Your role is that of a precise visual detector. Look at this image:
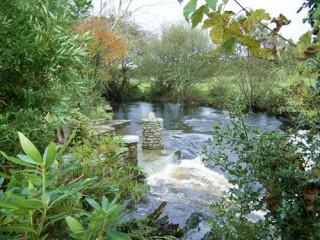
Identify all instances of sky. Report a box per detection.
[92,0,311,42]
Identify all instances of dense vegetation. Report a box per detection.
[0,0,319,239]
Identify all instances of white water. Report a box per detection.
[146,156,232,203]
[147,156,232,194]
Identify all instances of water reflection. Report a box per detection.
[113,101,285,159]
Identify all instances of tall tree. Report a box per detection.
[139,22,212,102]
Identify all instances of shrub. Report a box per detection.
[204,100,320,239]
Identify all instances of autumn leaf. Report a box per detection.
[243,9,271,33]
[241,35,261,56]
[206,12,224,44]
[295,31,312,58]
[299,43,320,60]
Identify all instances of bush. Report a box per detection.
[204,100,320,239]
[0,109,55,164]
[0,132,146,239]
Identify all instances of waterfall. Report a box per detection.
[147,156,232,198]
[142,151,180,176]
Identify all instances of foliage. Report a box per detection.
[66,136,146,201]
[180,0,319,60]
[0,0,93,161]
[0,0,90,112]
[204,99,320,239]
[76,17,127,84]
[65,196,131,240]
[280,80,320,128]
[207,78,238,109]
[0,132,146,239]
[139,22,212,103]
[227,55,283,112]
[69,108,91,143]
[104,19,147,102]
[0,109,56,162]
[0,132,93,239]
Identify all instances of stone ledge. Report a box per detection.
[141,118,163,122]
[123,135,139,144]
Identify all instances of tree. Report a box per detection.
[139,22,213,103]
[103,18,147,101]
[0,0,91,112]
[76,17,127,79]
[0,0,91,155]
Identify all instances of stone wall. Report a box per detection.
[141,113,163,149]
[116,135,139,165]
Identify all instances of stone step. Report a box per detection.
[89,119,110,126]
[90,125,115,137]
[109,120,131,128]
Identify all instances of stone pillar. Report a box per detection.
[122,135,139,164]
[141,112,163,149]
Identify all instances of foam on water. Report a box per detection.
[147,156,232,196]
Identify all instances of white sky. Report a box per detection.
[92,0,311,42]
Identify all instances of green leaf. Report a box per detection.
[18,132,42,164]
[101,196,110,210]
[47,213,69,225]
[65,216,84,234]
[1,216,14,225]
[312,8,320,19]
[0,151,34,168]
[85,198,103,212]
[183,0,197,20]
[202,18,214,29]
[44,141,57,169]
[295,31,312,57]
[106,231,131,240]
[15,199,43,210]
[191,5,206,28]
[0,224,36,233]
[206,0,217,11]
[220,36,238,55]
[0,202,17,209]
[210,25,223,44]
[0,172,12,180]
[17,154,39,165]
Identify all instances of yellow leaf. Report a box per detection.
[243,9,271,33]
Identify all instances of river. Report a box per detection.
[112,101,286,239]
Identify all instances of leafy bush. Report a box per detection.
[0,109,55,163]
[0,132,146,239]
[0,0,90,113]
[204,100,320,239]
[0,132,93,239]
[67,136,146,201]
[65,196,131,240]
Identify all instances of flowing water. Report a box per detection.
[112,101,286,238]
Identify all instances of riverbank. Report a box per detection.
[120,76,317,127]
